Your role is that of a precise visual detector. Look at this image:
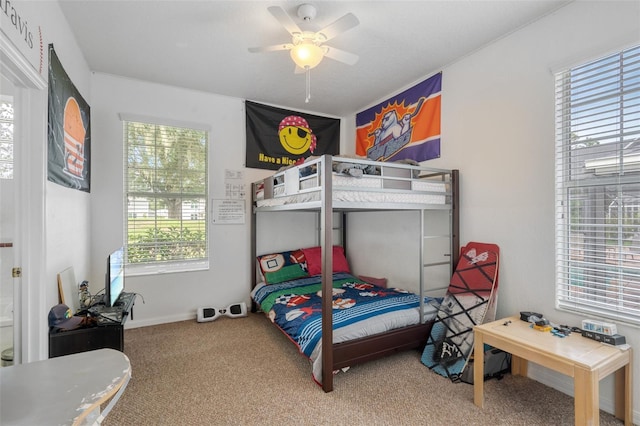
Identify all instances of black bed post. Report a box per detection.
[342,212,347,254]
[320,155,333,392]
[451,169,460,272]
[251,182,258,313]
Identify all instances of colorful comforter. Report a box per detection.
[251,272,441,383]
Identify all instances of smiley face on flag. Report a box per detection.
[278,115,317,155]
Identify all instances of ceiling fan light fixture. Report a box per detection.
[251,5,360,103]
[290,42,324,69]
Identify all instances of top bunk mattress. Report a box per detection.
[253,155,452,209]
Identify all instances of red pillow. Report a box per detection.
[358,275,388,288]
[302,246,351,276]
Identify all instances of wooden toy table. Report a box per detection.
[473,315,632,426]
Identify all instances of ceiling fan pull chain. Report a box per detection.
[305,67,311,103]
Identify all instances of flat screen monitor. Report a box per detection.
[105,247,125,307]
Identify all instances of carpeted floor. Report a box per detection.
[102,314,628,425]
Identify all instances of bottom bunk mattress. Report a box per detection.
[251,272,442,385]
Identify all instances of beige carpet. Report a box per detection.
[103,314,627,426]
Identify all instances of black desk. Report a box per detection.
[49,292,136,358]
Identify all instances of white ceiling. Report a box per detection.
[58,0,572,116]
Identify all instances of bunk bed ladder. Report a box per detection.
[420,169,460,316]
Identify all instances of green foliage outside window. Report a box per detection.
[125,121,208,265]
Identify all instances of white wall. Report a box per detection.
[90,74,339,326]
[346,0,640,421]
[42,4,93,360]
[440,3,639,418]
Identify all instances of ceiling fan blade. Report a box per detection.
[267,6,302,36]
[323,46,359,66]
[317,13,359,42]
[248,43,293,53]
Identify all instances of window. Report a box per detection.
[0,97,13,179]
[555,45,640,326]
[124,119,208,273]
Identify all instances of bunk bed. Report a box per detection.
[251,155,459,392]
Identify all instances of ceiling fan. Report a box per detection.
[248,4,360,102]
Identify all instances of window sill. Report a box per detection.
[126,260,209,277]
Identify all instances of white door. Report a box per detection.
[0,76,16,366]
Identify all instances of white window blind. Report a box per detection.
[555,45,640,326]
[0,97,14,179]
[124,120,208,271]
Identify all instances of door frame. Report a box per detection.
[1,31,47,364]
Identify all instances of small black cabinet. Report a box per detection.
[49,292,135,358]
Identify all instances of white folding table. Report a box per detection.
[1,348,131,425]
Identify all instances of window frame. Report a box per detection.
[555,44,640,327]
[0,95,14,180]
[121,114,210,276]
